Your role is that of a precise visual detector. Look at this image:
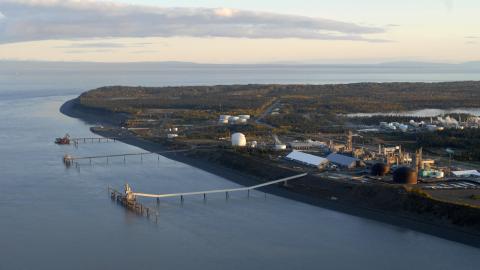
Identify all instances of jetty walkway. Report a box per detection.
[108,173,308,222]
[132,173,308,200]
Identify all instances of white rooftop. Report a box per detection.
[452,170,480,177]
[286,151,329,167]
[326,153,358,167]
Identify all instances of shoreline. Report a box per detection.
[61,97,480,248]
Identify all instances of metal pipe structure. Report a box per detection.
[132,173,308,199]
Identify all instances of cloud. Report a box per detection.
[64,49,114,54]
[0,0,386,44]
[58,42,127,48]
[56,41,155,50]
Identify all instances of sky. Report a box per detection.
[0,0,479,64]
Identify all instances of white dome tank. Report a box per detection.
[231,133,247,147]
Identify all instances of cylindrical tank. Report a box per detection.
[229,116,240,124]
[393,167,418,184]
[219,115,231,124]
[371,163,390,176]
[231,133,247,147]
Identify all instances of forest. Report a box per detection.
[79,81,480,133]
[416,129,480,161]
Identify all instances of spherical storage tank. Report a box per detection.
[231,133,247,147]
[393,167,418,184]
[371,163,390,176]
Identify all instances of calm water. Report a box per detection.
[1,63,480,98]
[1,67,480,269]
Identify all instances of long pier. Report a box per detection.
[108,173,307,222]
[132,173,308,200]
[64,149,191,164]
[71,137,118,144]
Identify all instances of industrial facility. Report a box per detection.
[374,115,479,133]
[111,89,480,200]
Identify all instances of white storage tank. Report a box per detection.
[218,115,230,124]
[231,133,247,147]
[239,115,251,120]
[229,116,240,125]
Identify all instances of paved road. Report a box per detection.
[255,98,280,129]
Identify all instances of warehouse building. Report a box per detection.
[452,170,480,178]
[326,153,360,169]
[285,151,329,169]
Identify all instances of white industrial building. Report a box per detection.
[285,151,329,168]
[326,153,359,169]
[452,170,480,178]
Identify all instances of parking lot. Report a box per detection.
[422,181,480,190]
